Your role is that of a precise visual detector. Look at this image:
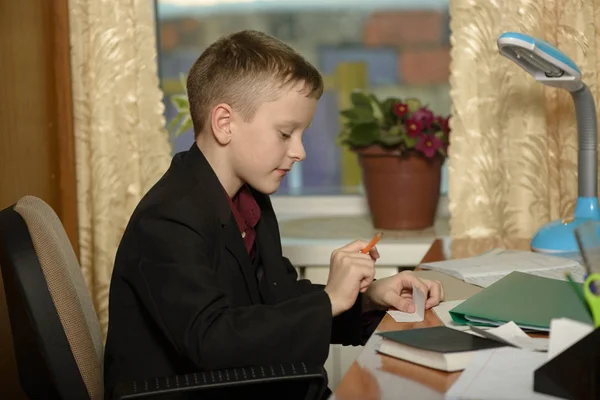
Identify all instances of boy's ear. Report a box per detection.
[210,103,233,145]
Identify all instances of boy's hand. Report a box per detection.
[365,271,444,312]
[324,240,377,316]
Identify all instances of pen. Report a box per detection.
[361,232,383,254]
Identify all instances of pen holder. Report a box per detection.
[533,326,600,399]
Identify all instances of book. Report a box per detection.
[449,271,594,332]
[377,326,506,372]
[419,249,586,288]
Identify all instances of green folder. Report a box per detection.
[449,271,593,331]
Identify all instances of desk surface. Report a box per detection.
[332,239,480,400]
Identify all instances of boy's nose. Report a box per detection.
[289,140,306,162]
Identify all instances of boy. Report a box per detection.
[104,30,444,399]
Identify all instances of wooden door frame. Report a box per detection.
[51,0,79,257]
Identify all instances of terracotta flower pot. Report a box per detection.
[355,146,444,230]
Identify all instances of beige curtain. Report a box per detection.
[69,0,172,338]
[448,0,600,258]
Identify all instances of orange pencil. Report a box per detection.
[361,232,383,254]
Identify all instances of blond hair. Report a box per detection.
[186,30,324,137]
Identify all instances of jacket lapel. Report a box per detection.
[180,143,262,304]
[223,219,261,304]
[254,218,288,305]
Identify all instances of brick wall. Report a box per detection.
[158,9,450,88]
[363,11,445,47]
[363,11,450,85]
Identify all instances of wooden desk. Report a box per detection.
[331,239,478,400]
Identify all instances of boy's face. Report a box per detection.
[229,81,317,194]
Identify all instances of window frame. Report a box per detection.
[153,0,452,223]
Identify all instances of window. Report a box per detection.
[155,0,450,200]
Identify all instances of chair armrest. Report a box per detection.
[112,362,327,399]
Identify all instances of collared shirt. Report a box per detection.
[224,184,260,260]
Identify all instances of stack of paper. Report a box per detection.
[419,249,586,288]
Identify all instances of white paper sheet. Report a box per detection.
[470,321,548,352]
[419,250,585,288]
[386,288,425,322]
[547,318,594,360]
[432,300,472,331]
[445,347,561,400]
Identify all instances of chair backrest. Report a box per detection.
[0,196,104,399]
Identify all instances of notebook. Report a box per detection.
[419,249,586,288]
[377,326,506,372]
[449,271,594,331]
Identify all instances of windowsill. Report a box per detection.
[274,185,364,196]
[272,194,450,267]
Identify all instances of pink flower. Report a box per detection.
[393,103,409,117]
[436,116,450,134]
[406,118,423,138]
[416,134,443,158]
[411,107,435,129]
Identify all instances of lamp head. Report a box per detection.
[497,32,583,92]
[497,32,599,259]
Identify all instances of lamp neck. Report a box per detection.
[571,84,598,198]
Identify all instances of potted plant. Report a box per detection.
[337,90,450,230]
[168,74,193,137]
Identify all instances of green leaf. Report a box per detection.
[350,91,372,108]
[354,107,376,123]
[340,109,356,119]
[379,135,403,146]
[340,107,376,124]
[174,115,193,137]
[403,135,418,148]
[168,112,184,133]
[348,122,379,147]
[405,98,422,113]
[171,94,189,112]
[380,97,403,123]
[388,124,403,136]
[381,97,401,113]
[178,72,188,93]
[368,94,385,122]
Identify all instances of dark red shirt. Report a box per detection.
[224,185,260,260]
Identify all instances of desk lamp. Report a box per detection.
[497,32,599,258]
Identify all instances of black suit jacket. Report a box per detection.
[103,143,383,397]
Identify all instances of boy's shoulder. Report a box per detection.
[127,145,227,230]
[127,144,275,234]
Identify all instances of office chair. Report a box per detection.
[0,196,327,399]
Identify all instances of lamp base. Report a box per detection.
[531,197,600,258]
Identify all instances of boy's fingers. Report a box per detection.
[425,280,444,308]
[369,246,380,260]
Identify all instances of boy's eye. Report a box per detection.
[279,131,292,139]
